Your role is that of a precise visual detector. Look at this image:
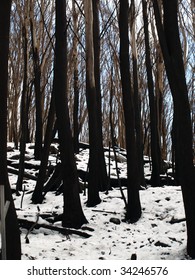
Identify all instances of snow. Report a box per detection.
[2,143,190,260]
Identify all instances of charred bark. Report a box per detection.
[92,0,108,191]
[142,0,161,186]
[16,24,28,194]
[54,0,87,228]
[153,0,195,258]
[84,0,101,206]
[119,0,142,222]
[0,0,21,259]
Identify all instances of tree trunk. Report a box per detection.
[32,94,55,203]
[92,0,108,191]
[84,0,101,206]
[54,0,87,228]
[142,0,161,186]
[153,0,195,258]
[119,0,142,223]
[30,0,43,160]
[0,0,21,259]
[72,0,80,154]
[129,0,145,187]
[16,23,28,194]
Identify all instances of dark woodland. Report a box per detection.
[0,0,194,260]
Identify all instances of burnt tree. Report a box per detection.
[16,20,29,194]
[129,0,145,187]
[29,0,43,160]
[92,0,108,191]
[54,0,87,228]
[119,0,142,222]
[142,0,161,186]
[0,0,21,259]
[72,0,80,154]
[153,0,195,258]
[84,0,101,206]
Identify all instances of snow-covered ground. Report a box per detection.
[6,143,189,260]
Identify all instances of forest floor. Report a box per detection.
[5,143,190,260]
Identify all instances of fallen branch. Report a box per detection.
[169,217,186,224]
[92,209,120,215]
[7,159,41,170]
[43,163,62,194]
[25,206,40,243]
[7,166,37,181]
[18,218,91,238]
